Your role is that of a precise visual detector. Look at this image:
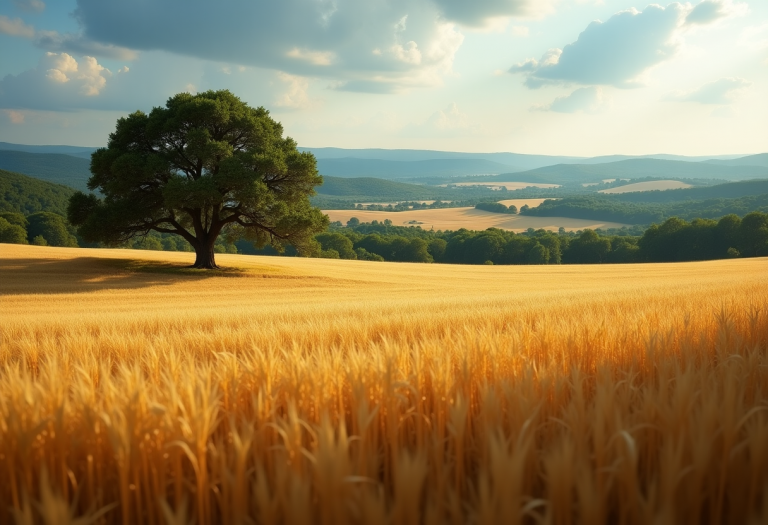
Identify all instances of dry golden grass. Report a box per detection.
[599,180,692,194]
[323,207,627,231]
[1,244,768,524]
[496,198,551,209]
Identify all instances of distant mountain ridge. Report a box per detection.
[491,158,768,185]
[703,153,768,168]
[0,150,91,191]
[0,142,765,188]
[0,142,97,159]
[315,158,522,178]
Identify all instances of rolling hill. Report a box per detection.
[315,157,521,179]
[0,150,91,191]
[703,153,768,168]
[317,176,446,199]
[0,169,77,215]
[0,142,97,159]
[612,179,768,203]
[491,158,768,185]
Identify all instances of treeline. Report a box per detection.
[523,194,768,224]
[237,212,768,265]
[0,210,238,253]
[475,202,518,214]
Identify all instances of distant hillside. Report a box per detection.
[316,158,522,179]
[0,150,90,191]
[522,192,768,224]
[0,142,97,159]
[301,147,744,170]
[0,169,76,215]
[317,176,446,199]
[704,153,768,168]
[493,159,768,185]
[613,179,768,203]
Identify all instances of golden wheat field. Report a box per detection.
[1,244,768,524]
[323,207,627,231]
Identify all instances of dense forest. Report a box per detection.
[0,169,76,215]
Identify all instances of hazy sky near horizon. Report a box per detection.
[0,0,766,156]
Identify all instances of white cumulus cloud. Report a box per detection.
[510,4,688,88]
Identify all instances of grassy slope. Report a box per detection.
[1,244,767,523]
[0,168,76,215]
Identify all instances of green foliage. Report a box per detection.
[637,213,768,261]
[316,232,357,259]
[68,90,327,268]
[474,202,517,214]
[562,230,611,264]
[31,235,47,246]
[26,212,78,247]
[0,217,28,244]
[0,212,27,229]
[355,247,384,261]
[527,243,549,264]
[0,169,77,215]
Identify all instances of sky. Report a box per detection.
[0,0,766,156]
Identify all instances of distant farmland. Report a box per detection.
[323,205,627,231]
[599,180,693,194]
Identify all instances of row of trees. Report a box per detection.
[304,212,767,264]
[474,202,518,214]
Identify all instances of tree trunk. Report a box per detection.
[192,239,218,269]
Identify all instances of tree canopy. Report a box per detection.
[68,90,327,268]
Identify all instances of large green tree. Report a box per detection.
[68,90,328,269]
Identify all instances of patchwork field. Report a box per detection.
[1,244,768,524]
[599,180,692,194]
[324,206,627,231]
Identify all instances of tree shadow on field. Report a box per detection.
[0,256,254,295]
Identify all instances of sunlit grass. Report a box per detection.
[1,244,767,524]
